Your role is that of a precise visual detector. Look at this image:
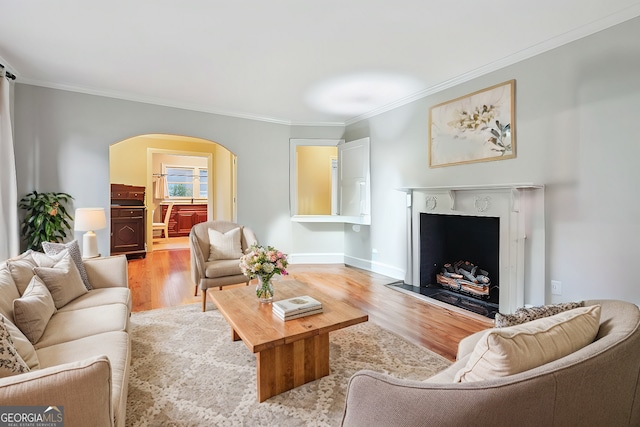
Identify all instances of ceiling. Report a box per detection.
[1,1,639,125]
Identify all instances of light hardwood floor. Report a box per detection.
[127,248,491,361]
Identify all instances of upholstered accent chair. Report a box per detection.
[189,221,258,311]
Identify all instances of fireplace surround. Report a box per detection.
[398,183,545,317]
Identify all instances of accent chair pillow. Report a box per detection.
[207,227,243,261]
[34,253,88,309]
[494,301,585,328]
[13,275,57,344]
[0,316,30,378]
[42,240,92,290]
[455,304,601,383]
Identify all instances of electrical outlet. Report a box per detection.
[551,280,562,296]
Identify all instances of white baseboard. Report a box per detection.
[343,255,405,281]
[288,253,405,281]
[288,253,345,264]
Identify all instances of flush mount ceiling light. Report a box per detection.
[306,72,424,117]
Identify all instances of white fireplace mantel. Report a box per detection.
[399,183,545,314]
[399,183,543,212]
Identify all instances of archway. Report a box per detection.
[109,134,237,254]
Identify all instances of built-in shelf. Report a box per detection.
[398,183,544,192]
[291,215,371,225]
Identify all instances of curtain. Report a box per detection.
[153,175,167,199]
[0,66,19,259]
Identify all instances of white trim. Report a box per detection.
[288,253,345,265]
[344,255,405,281]
[15,78,345,127]
[288,252,405,280]
[10,6,640,127]
[345,5,640,126]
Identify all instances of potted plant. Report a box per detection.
[18,191,74,251]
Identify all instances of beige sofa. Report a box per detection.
[0,252,131,427]
[342,300,640,427]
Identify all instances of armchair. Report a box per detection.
[189,221,258,311]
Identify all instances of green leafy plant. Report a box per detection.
[18,191,74,251]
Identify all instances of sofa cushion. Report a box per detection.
[494,301,584,327]
[34,253,88,309]
[13,275,57,344]
[42,240,92,290]
[36,330,130,426]
[454,305,601,383]
[205,259,243,278]
[0,264,20,321]
[35,304,129,349]
[425,354,470,384]
[0,316,30,377]
[57,288,132,313]
[207,227,243,261]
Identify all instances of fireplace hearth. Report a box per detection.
[389,282,499,319]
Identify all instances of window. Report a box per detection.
[164,165,208,199]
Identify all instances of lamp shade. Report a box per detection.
[74,208,107,231]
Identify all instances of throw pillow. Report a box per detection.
[0,266,21,321]
[6,250,65,295]
[1,315,39,370]
[494,301,585,328]
[207,227,243,261]
[455,305,601,383]
[42,240,92,290]
[0,316,30,378]
[13,275,56,344]
[34,253,88,309]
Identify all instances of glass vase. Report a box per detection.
[256,276,274,303]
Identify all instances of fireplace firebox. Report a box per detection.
[408,213,501,318]
[420,213,499,302]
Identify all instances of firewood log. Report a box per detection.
[459,269,479,283]
[442,270,463,279]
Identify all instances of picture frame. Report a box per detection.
[429,80,516,168]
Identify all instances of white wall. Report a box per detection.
[344,16,640,306]
[13,87,344,258]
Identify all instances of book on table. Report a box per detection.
[274,306,323,321]
[272,295,322,318]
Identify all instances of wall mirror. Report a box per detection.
[290,137,371,224]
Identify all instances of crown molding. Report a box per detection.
[9,4,640,128]
[0,55,18,76]
[17,77,344,127]
[345,5,640,126]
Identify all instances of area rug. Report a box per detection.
[126,304,451,427]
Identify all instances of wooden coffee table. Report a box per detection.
[209,279,368,402]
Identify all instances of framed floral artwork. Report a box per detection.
[429,80,516,167]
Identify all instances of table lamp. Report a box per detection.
[74,208,107,258]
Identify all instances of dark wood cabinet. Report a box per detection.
[110,183,145,205]
[110,184,146,258]
[161,203,208,237]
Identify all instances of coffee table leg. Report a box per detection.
[256,333,330,402]
[232,328,240,341]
